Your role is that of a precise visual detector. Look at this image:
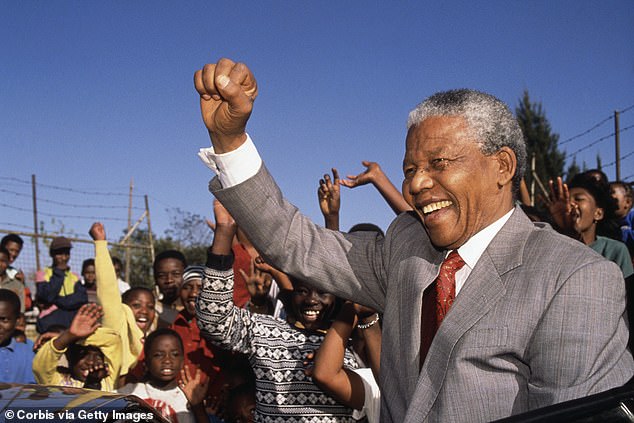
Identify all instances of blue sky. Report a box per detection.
[1,1,633,253]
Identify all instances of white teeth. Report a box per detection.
[160,369,173,375]
[138,317,148,322]
[422,200,453,215]
[303,310,320,316]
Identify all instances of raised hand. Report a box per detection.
[211,199,237,256]
[89,222,106,241]
[318,169,341,230]
[180,365,209,407]
[194,58,258,153]
[68,303,103,339]
[240,259,273,302]
[546,177,574,233]
[340,161,382,188]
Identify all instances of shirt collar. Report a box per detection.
[456,208,514,269]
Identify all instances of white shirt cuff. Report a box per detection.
[197,133,262,188]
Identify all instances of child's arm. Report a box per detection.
[341,161,411,215]
[354,305,382,382]
[33,303,102,385]
[318,168,341,230]
[310,302,366,410]
[90,222,144,377]
[179,365,210,423]
[197,200,261,355]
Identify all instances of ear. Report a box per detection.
[494,147,517,188]
[594,207,604,222]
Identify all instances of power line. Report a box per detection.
[0,188,144,210]
[0,176,144,198]
[559,103,634,146]
[0,203,128,222]
[564,124,634,159]
[603,150,634,169]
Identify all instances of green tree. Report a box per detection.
[111,208,213,289]
[516,91,565,200]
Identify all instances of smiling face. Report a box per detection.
[3,241,21,264]
[290,282,336,331]
[179,279,201,318]
[0,252,8,277]
[569,186,603,244]
[0,300,18,346]
[70,348,105,382]
[145,334,184,387]
[402,116,515,250]
[124,290,156,333]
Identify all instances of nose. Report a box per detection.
[409,168,434,196]
[305,291,319,305]
[191,285,200,297]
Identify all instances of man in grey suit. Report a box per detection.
[194,58,634,422]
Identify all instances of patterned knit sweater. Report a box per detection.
[196,260,359,423]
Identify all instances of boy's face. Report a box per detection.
[82,264,96,285]
[3,241,21,264]
[0,252,9,277]
[154,258,184,304]
[145,335,184,386]
[124,291,156,333]
[0,301,18,346]
[179,279,202,317]
[51,248,71,270]
[71,349,105,382]
[290,282,336,331]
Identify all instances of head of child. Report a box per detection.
[285,278,338,332]
[143,328,184,389]
[66,344,106,383]
[0,289,20,347]
[179,266,204,319]
[81,259,96,288]
[610,181,633,220]
[153,250,187,305]
[0,234,23,265]
[112,257,124,280]
[569,172,619,244]
[0,248,9,278]
[122,287,156,334]
[49,237,72,269]
[227,382,256,423]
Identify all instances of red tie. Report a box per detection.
[420,250,465,368]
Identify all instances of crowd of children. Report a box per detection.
[0,164,633,422]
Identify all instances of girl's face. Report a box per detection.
[290,282,336,331]
[82,264,96,285]
[569,187,604,240]
[71,349,105,382]
[124,291,156,333]
[145,335,184,387]
[179,279,202,317]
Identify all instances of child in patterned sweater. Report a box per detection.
[196,200,359,422]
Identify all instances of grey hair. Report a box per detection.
[407,89,526,196]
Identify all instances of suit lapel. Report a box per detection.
[406,207,532,421]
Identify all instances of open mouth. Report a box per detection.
[422,200,453,215]
[301,309,321,322]
[160,368,175,376]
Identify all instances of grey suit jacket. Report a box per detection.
[211,164,634,423]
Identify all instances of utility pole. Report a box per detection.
[126,178,133,283]
[31,174,41,270]
[530,153,536,206]
[144,195,155,263]
[614,110,621,181]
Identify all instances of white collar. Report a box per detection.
[456,208,514,269]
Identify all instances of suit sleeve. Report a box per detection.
[527,259,634,409]
[210,164,388,312]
